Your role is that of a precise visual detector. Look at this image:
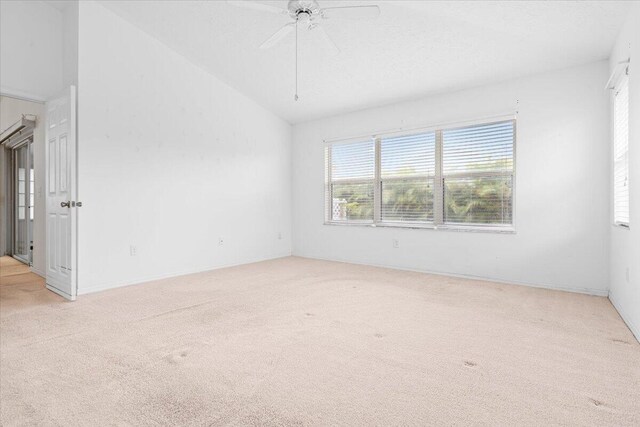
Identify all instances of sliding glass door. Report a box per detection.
[13,139,33,265]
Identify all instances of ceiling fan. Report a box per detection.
[228,0,380,100]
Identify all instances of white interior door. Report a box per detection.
[46,86,77,300]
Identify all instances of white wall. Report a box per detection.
[0,96,46,276]
[609,4,640,341]
[0,1,63,100]
[61,1,79,88]
[293,61,610,295]
[76,1,292,294]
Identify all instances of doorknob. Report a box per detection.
[61,201,70,208]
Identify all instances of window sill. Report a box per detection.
[324,221,516,234]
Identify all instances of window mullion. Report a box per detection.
[434,130,444,226]
[374,137,381,224]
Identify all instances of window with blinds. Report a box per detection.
[325,140,375,222]
[380,132,436,222]
[442,121,514,225]
[613,74,629,227]
[325,118,516,230]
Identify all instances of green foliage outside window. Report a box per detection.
[444,176,512,224]
[332,174,512,225]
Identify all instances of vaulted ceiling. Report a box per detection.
[99,0,631,123]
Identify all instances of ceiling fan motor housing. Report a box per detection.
[288,0,320,20]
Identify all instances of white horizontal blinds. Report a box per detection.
[442,120,514,225]
[380,132,436,222]
[614,75,629,226]
[329,140,375,222]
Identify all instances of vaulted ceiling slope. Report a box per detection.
[98,0,630,124]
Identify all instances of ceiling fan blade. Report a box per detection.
[226,1,288,15]
[260,23,295,49]
[312,24,340,56]
[321,5,380,20]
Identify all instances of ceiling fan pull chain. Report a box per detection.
[295,18,299,101]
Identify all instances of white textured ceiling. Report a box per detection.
[98,0,631,124]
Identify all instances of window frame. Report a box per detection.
[612,71,630,229]
[325,116,517,233]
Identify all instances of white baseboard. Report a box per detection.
[608,292,640,343]
[75,251,609,299]
[30,266,45,278]
[293,254,609,297]
[77,252,292,296]
[46,284,76,301]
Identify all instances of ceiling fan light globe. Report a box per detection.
[297,11,311,23]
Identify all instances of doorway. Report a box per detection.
[1,109,36,268]
[1,89,78,300]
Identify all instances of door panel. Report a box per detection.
[59,135,68,192]
[47,213,56,272]
[46,86,77,300]
[48,138,56,193]
[58,214,70,274]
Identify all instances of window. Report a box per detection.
[442,121,514,226]
[613,74,629,227]
[380,132,436,223]
[325,119,516,231]
[325,140,375,222]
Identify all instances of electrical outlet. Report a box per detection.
[278,232,282,240]
[218,237,224,246]
[129,245,137,256]
[392,239,399,249]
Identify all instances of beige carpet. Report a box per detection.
[0,256,31,278]
[1,257,638,426]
